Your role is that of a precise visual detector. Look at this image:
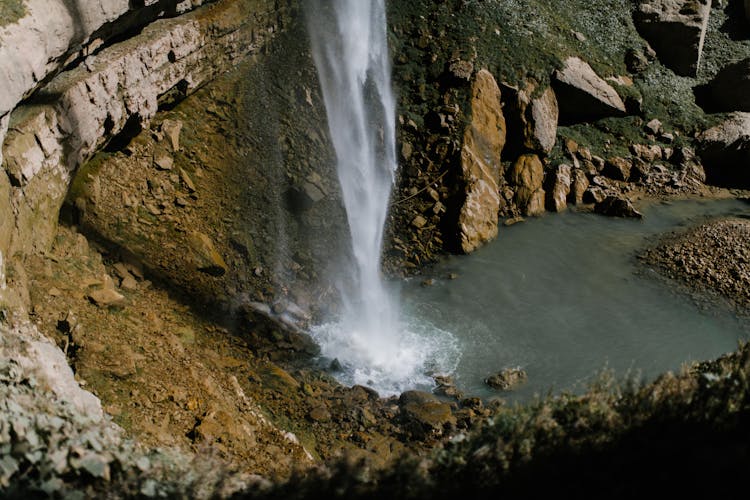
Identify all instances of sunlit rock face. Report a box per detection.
[458,69,506,254]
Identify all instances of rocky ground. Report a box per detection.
[4,0,750,497]
[640,212,750,315]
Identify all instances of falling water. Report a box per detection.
[305,0,459,395]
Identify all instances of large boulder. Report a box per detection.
[399,391,456,439]
[552,57,626,124]
[0,1,212,156]
[510,154,546,216]
[1,0,287,256]
[545,163,571,212]
[696,113,750,187]
[706,58,750,112]
[633,0,711,77]
[458,69,506,253]
[504,80,558,155]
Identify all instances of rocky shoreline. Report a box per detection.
[639,210,750,317]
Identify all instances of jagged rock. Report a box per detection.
[0,0,286,256]
[569,169,590,205]
[399,390,456,439]
[631,144,663,162]
[552,57,626,123]
[707,58,750,112]
[485,367,528,391]
[602,157,633,181]
[505,80,559,155]
[625,47,651,73]
[594,196,643,218]
[583,186,607,204]
[458,69,506,253]
[546,164,571,212]
[186,231,228,276]
[645,118,663,135]
[696,113,750,187]
[634,0,711,77]
[510,154,546,216]
[153,148,174,171]
[161,119,183,152]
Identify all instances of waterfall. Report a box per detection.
[305,0,459,395]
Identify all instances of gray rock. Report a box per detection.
[552,57,626,123]
[88,288,127,308]
[161,119,183,152]
[634,0,711,77]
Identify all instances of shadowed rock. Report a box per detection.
[707,58,750,112]
[633,0,711,77]
[552,57,626,124]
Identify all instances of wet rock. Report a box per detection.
[706,58,750,112]
[594,196,643,219]
[634,0,711,76]
[696,113,750,187]
[186,231,228,277]
[545,164,571,212]
[458,69,506,253]
[569,169,590,205]
[399,390,456,439]
[552,57,626,123]
[485,367,528,391]
[602,157,632,182]
[510,154,545,216]
[161,119,183,152]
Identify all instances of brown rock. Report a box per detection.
[552,57,626,123]
[485,367,528,391]
[603,157,633,181]
[458,69,506,253]
[569,169,590,205]
[308,406,332,423]
[546,163,571,212]
[88,288,126,308]
[583,186,607,204]
[153,148,174,171]
[510,154,545,216]
[399,390,456,439]
[161,119,183,152]
[186,231,228,277]
[634,0,711,77]
[630,144,663,162]
[594,196,643,219]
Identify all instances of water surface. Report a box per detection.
[401,199,750,401]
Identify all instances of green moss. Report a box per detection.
[0,0,26,26]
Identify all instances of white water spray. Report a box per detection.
[306,0,459,395]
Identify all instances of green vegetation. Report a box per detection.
[0,0,26,26]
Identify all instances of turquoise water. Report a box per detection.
[400,199,750,401]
